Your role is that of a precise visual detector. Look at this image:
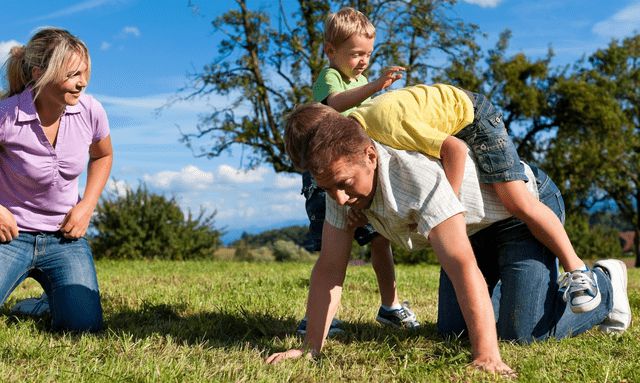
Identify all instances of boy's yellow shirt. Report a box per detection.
[349,84,474,159]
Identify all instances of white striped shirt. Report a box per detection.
[325,142,539,251]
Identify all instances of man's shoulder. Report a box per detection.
[373,142,448,201]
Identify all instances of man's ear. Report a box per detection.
[364,145,377,166]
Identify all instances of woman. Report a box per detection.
[0,27,112,332]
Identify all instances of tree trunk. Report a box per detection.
[635,227,640,267]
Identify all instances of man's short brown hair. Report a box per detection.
[284,103,372,176]
[324,7,375,47]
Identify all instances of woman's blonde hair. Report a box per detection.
[2,27,90,100]
[324,7,375,47]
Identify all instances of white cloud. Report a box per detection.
[0,40,20,67]
[216,206,258,220]
[28,0,127,22]
[100,42,112,51]
[105,178,130,198]
[143,165,214,191]
[217,165,268,183]
[462,0,502,8]
[593,3,640,38]
[122,26,141,38]
[274,173,300,189]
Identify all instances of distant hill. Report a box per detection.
[222,220,307,245]
[229,225,308,248]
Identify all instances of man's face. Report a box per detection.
[313,146,377,209]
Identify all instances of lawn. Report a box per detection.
[0,259,638,382]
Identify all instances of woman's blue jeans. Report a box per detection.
[437,166,613,342]
[0,232,103,332]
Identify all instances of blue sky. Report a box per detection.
[1,0,639,242]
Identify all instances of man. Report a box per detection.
[265,103,631,375]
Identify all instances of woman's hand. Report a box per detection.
[59,200,95,239]
[0,205,19,242]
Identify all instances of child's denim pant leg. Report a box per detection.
[437,167,612,342]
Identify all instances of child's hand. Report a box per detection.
[347,208,369,229]
[373,66,405,91]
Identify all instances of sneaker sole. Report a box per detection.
[376,316,402,329]
[596,259,631,332]
[570,290,601,313]
[376,315,420,329]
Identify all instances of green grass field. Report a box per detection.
[1,258,638,382]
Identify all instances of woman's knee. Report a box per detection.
[50,285,103,332]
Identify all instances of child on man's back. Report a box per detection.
[297,7,419,336]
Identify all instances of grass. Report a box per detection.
[1,258,638,382]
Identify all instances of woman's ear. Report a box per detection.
[31,66,43,81]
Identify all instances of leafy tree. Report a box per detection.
[544,34,640,265]
[90,184,222,260]
[564,212,624,260]
[178,0,479,173]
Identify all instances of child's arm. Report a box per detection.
[326,66,405,113]
[440,136,468,196]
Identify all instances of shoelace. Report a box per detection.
[558,271,594,301]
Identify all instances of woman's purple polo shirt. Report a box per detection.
[0,88,110,232]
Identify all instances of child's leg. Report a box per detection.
[492,180,584,272]
[369,235,399,307]
[369,234,420,329]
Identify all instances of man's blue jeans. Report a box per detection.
[0,232,103,332]
[437,166,612,342]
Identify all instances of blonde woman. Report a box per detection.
[0,28,112,332]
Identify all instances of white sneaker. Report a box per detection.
[9,293,50,317]
[593,259,631,333]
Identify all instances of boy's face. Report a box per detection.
[326,34,374,81]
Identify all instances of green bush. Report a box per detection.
[564,212,623,260]
[90,184,222,260]
[391,243,438,265]
[234,240,275,262]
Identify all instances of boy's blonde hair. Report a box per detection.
[2,27,91,101]
[324,7,375,47]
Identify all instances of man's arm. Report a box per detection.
[266,222,353,364]
[428,213,515,375]
[439,136,467,196]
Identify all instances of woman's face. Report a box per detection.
[38,52,89,109]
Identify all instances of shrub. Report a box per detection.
[90,184,222,260]
[234,240,275,262]
[391,243,438,265]
[271,240,315,262]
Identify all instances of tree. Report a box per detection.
[91,184,222,260]
[544,34,640,266]
[178,0,479,173]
